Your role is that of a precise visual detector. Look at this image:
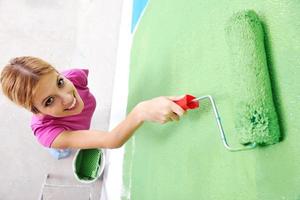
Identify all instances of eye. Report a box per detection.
[45,97,54,107]
[57,77,65,88]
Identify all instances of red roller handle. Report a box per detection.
[173,94,199,111]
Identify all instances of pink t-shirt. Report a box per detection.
[31,69,96,147]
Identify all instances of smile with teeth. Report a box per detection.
[66,97,77,110]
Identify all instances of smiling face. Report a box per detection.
[32,71,84,117]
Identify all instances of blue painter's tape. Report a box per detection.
[132,0,148,32]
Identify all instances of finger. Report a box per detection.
[168,112,179,121]
[161,117,172,124]
[170,102,185,116]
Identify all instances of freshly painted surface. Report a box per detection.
[123,0,300,199]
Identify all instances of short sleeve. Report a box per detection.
[62,69,89,88]
[32,125,66,148]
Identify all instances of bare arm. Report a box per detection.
[51,96,185,149]
[51,105,143,149]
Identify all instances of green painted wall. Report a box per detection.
[123,0,300,199]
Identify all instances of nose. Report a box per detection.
[59,91,74,106]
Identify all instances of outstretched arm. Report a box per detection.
[51,96,185,149]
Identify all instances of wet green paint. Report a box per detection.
[124,0,300,199]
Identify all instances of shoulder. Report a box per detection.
[31,116,66,148]
[61,68,89,87]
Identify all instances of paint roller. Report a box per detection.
[225,10,280,146]
[173,10,280,151]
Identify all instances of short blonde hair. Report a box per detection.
[0,56,56,113]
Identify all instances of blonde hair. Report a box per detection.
[0,56,56,113]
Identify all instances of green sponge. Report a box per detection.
[225,10,281,145]
[73,148,104,182]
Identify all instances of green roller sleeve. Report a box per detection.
[225,10,281,145]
